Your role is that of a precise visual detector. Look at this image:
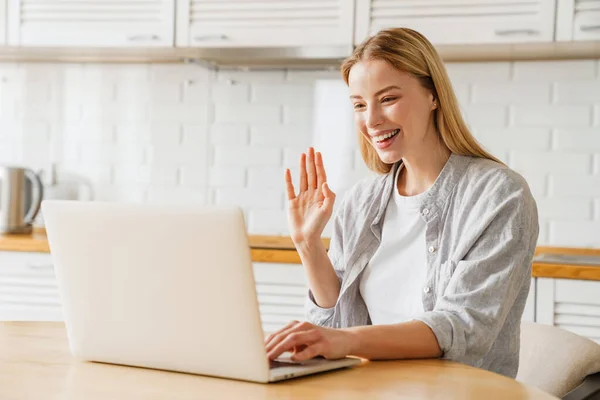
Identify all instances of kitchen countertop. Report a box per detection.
[2,229,600,281]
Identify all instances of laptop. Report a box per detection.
[41,200,360,383]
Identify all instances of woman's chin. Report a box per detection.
[376,150,403,165]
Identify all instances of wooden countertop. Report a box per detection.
[0,322,557,400]
[2,229,600,282]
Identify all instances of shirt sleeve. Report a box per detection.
[415,173,539,366]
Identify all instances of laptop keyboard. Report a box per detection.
[269,359,301,369]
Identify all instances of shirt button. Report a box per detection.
[423,286,431,294]
[428,246,436,253]
[422,208,430,216]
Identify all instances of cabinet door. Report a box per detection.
[7,0,175,47]
[556,0,600,40]
[176,0,354,47]
[0,251,62,321]
[0,0,6,45]
[354,0,557,45]
[536,278,600,344]
[253,263,307,335]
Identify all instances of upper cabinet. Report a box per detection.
[7,0,175,47]
[556,0,600,40]
[354,0,557,45]
[0,0,6,45]
[175,0,354,47]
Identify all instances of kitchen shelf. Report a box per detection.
[0,41,597,66]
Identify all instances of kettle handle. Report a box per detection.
[23,169,44,225]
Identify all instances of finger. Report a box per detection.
[265,321,313,353]
[265,320,300,345]
[307,147,317,189]
[291,343,323,362]
[267,330,320,361]
[321,182,336,214]
[315,151,327,189]
[299,153,308,192]
[284,169,295,200]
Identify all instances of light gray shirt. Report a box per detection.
[305,153,539,378]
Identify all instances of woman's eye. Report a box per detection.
[382,97,397,103]
[353,103,365,110]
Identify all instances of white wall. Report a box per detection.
[0,60,598,246]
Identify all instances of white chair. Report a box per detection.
[517,322,600,399]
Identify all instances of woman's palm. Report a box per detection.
[285,148,336,245]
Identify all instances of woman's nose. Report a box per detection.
[365,105,384,129]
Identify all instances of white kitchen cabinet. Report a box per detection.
[7,0,175,47]
[176,0,354,47]
[354,0,557,45]
[253,263,307,335]
[0,251,62,321]
[536,278,600,344]
[0,0,6,45]
[556,0,600,40]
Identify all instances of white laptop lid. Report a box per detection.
[42,200,271,383]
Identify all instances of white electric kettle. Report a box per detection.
[0,166,44,234]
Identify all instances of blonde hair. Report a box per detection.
[341,28,502,174]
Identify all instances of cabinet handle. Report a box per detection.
[580,25,600,32]
[495,29,540,36]
[194,34,229,41]
[127,34,160,42]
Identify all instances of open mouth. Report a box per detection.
[374,128,400,143]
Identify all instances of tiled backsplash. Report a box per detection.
[0,60,598,247]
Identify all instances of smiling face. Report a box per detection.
[348,59,438,164]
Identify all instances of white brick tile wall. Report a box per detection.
[445,62,511,82]
[513,105,592,127]
[510,152,592,174]
[513,60,596,81]
[250,125,311,147]
[217,69,285,84]
[549,175,600,197]
[214,145,281,167]
[473,128,552,153]
[212,82,250,104]
[285,69,339,82]
[549,222,600,246]
[462,105,507,128]
[251,84,313,106]
[247,166,286,189]
[472,83,551,105]
[553,129,600,150]
[210,124,249,145]
[248,209,289,234]
[214,103,280,124]
[0,60,598,247]
[537,198,593,220]
[146,187,207,205]
[282,105,313,125]
[555,82,600,104]
[215,188,283,210]
[209,167,246,188]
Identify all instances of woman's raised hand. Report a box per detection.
[285,147,336,247]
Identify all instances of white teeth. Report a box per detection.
[374,129,400,142]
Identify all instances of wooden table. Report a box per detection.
[0,322,557,400]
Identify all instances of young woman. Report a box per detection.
[265,28,539,378]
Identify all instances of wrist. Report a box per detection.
[342,327,361,356]
[295,237,325,255]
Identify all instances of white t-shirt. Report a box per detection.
[359,165,429,325]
